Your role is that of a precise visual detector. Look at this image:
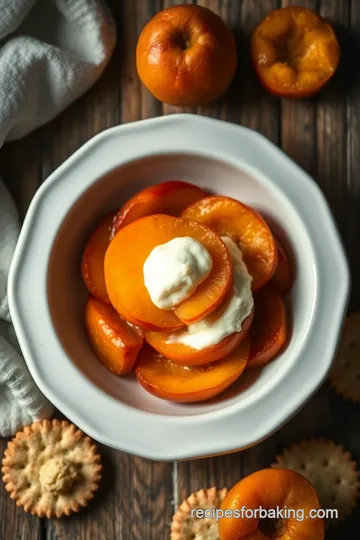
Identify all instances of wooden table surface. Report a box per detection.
[1,0,360,538]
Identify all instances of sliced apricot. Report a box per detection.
[251,6,340,99]
[85,296,144,375]
[272,239,293,295]
[105,214,232,330]
[145,310,253,366]
[247,284,287,370]
[219,468,324,540]
[182,196,277,292]
[81,211,117,304]
[135,338,250,402]
[111,181,207,237]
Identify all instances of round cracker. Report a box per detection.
[171,486,227,540]
[272,439,359,526]
[2,419,102,518]
[329,313,360,403]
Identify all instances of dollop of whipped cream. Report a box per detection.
[166,237,253,350]
[143,237,212,309]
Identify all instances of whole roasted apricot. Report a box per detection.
[251,6,340,99]
[145,310,253,366]
[85,296,143,375]
[182,196,277,292]
[219,468,324,540]
[111,181,207,237]
[104,214,232,330]
[135,338,249,402]
[81,211,117,304]
[136,5,237,106]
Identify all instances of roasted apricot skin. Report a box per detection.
[85,296,143,375]
[111,181,207,237]
[182,196,277,292]
[136,5,237,107]
[145,310,253,366]
[81,211,117,304]
[104,214,233,330]
[272,239,293,295]
[218,468,324,540]
[247,284,287,370]
[135,338,250,402]
[251,6,340,99]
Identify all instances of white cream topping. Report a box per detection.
[143,237,213,310]
[166,237,254,350]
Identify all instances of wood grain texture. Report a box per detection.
[316,0,349,229]
[0,133,42,220]
[1,0,360,539]
[120,0,163,122]
[280,0,317,177]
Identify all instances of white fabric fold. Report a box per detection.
[0,0,116,437]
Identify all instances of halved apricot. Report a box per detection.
[272,239,293,295]
[247,284,287,370]
[182,196,277,292]
[85,296,144,375]
[111,181,207,237]
[135,338,250,402]
[219,468,324,540]
[105,214,232,330]
[145,310,253,366]
[81,211,117,304]
[251,6,340,99]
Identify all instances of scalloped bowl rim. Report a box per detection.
[8,114,349,461]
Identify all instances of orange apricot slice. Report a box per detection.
[104,214,232,330]
[272,239,293,295]
[135,338,250,402]
[182,196,278,292]
[247,284,287,370]
[111,181,207,237]
[85,296,143,375]
[145,310,253,366]
[81,211,117,304]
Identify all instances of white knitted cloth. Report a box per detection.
[0,0,116,437]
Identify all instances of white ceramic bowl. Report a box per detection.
[9,114,349,461]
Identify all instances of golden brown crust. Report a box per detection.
[170,486,227,540]
[329,313,360,403]
[1,419,102,518]
[272,438,360,527]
